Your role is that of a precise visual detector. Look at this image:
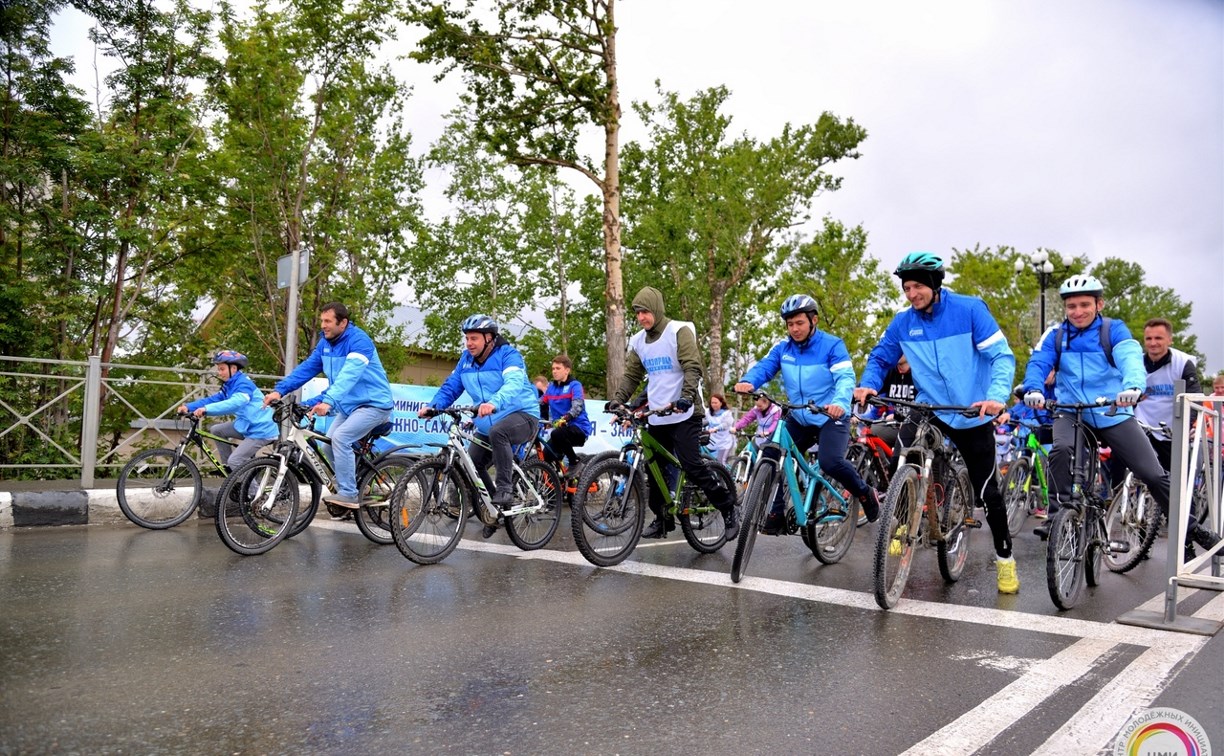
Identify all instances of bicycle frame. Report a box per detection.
[173,415,231,476]
[1015,420,1051,509]
[889,406,969,545]
[759,420,849,528]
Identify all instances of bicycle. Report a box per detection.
[116,413,237,529]
[1099,421,1167,573]
[730,391,862,583]
[729,431,760,498]
[527,421,612,507]
[215,400,416,555]
[868,396,980,609]
[848,413,897,527]
[999,419,1052,537]
[1044,398,1134,609]
[569,404,737,568]
[387,406,560,565]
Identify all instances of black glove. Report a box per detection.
[418,407,436,419]
[674,398,693,412]
[605,400,623,413]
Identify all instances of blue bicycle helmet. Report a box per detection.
[212,350,249,368]
[1058,274,1104,300]
[460,314,499,335]
[779,294,819,320]
[894,251,945,290]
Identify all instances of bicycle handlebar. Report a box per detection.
[735,388,830,417]
[862,395,983,419]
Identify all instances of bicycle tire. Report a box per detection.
[731,452,753,498]
[504,459,562,551]
[1046,506,1086,610]
[285,463,321,539]
[571,456,646,567]
[809,484,859,565]
[214,457,300,556]
[873,465,923,609]
[388,458,469,565]
[936,466,973,582]
[355,455,416,545]
[1085,507,1106,587]
[1104,476,1159,573]
[678,460,734,554]
[1001,457,1032,537]
[731,458,778,583]
[116,448,202,529]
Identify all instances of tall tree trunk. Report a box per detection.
[601,0,624,394]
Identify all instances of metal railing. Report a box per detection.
[0,354,281,487]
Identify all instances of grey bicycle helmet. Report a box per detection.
[460,314,499,335]
[779,294,819,320]
[1058,274,1104,300]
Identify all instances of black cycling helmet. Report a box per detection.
[461,314,499,335]
[779,294,819,320]
[212,350,249,369]
[894,251,945,291]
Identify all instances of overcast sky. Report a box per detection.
[52,0,1224,371]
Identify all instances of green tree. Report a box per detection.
[621,84,867,390]
[403,0,630,388]
[1092,256,1200,362]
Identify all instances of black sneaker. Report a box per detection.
[642,518,674,539]
[859,488,881,523]
[1184,543,1196,562]
[1189,526,1221,552]
[761,506,785,535]
[723,508,739,541]
[1033,523,1050,541]
[481,524,498,539]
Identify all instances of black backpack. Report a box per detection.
[1053,316,1115,373]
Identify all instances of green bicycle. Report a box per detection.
[1000,418,1051,537]
[570,404,737,567]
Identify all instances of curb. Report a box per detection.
[0,487,220,529]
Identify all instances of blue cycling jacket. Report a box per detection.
[186,371,277,439]
[860,290,1015,430]
[1022,315,1143,429]
[275,324,393,415]
[544,378,592,435]
[739,329,856,428]
[428,340,541,435]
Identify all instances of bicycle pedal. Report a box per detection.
[963,517,983,529]
[1107,540,1131,554]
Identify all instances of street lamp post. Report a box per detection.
[1014,250,1056,332]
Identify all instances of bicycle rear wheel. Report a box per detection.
[678,460,734,553]
[1104,476,1159,574]
[1001,457,1032,537]
[389,458,469,565]
[731,458,778,582]
[505,460,562,550]
[1046,507,1086,610]
[116,448,202,529]
[873,465,923,609]
[356,455,416,545]
[937,467,973,582]
[571,456,646,567]
[214,458,300,556]
[808,485,859,565]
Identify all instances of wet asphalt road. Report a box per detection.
[1,509,1221,755]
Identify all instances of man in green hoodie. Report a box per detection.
[608,287,739,540]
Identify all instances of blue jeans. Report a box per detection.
[322,406,391,497]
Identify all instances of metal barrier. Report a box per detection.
[0,354,280,487]
[1119,382,1223,635]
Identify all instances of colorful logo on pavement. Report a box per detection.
[1114,707,1212,756]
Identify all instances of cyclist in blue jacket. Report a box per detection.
[1021,275,1220,555]
[543,354,592,480]
[734,294,880,532]
[179,350,277,472]
[419,315,541,538]
[854,252,1020,594]
[264,302,394,508]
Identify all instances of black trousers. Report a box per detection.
[645,416,733,522]
[548,424,588,466]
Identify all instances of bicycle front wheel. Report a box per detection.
[1001,457,1032,537]
[214,458,300,556]
[873,465,923,609]
[117,448,202,529]
[678,460,735,554]
[937,467,973,582]
[571,456,646,567]
[731,458,778,583]
[504,460,562,551]
[356,455,416,545]
[1046,507,1087,610]
[389,458,469,565]
[1104,477,1158,574]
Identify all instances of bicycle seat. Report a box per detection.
[352,422,394,449]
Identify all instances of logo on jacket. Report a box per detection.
[908,328,923,337]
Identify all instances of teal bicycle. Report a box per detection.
[730,391,861,583]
